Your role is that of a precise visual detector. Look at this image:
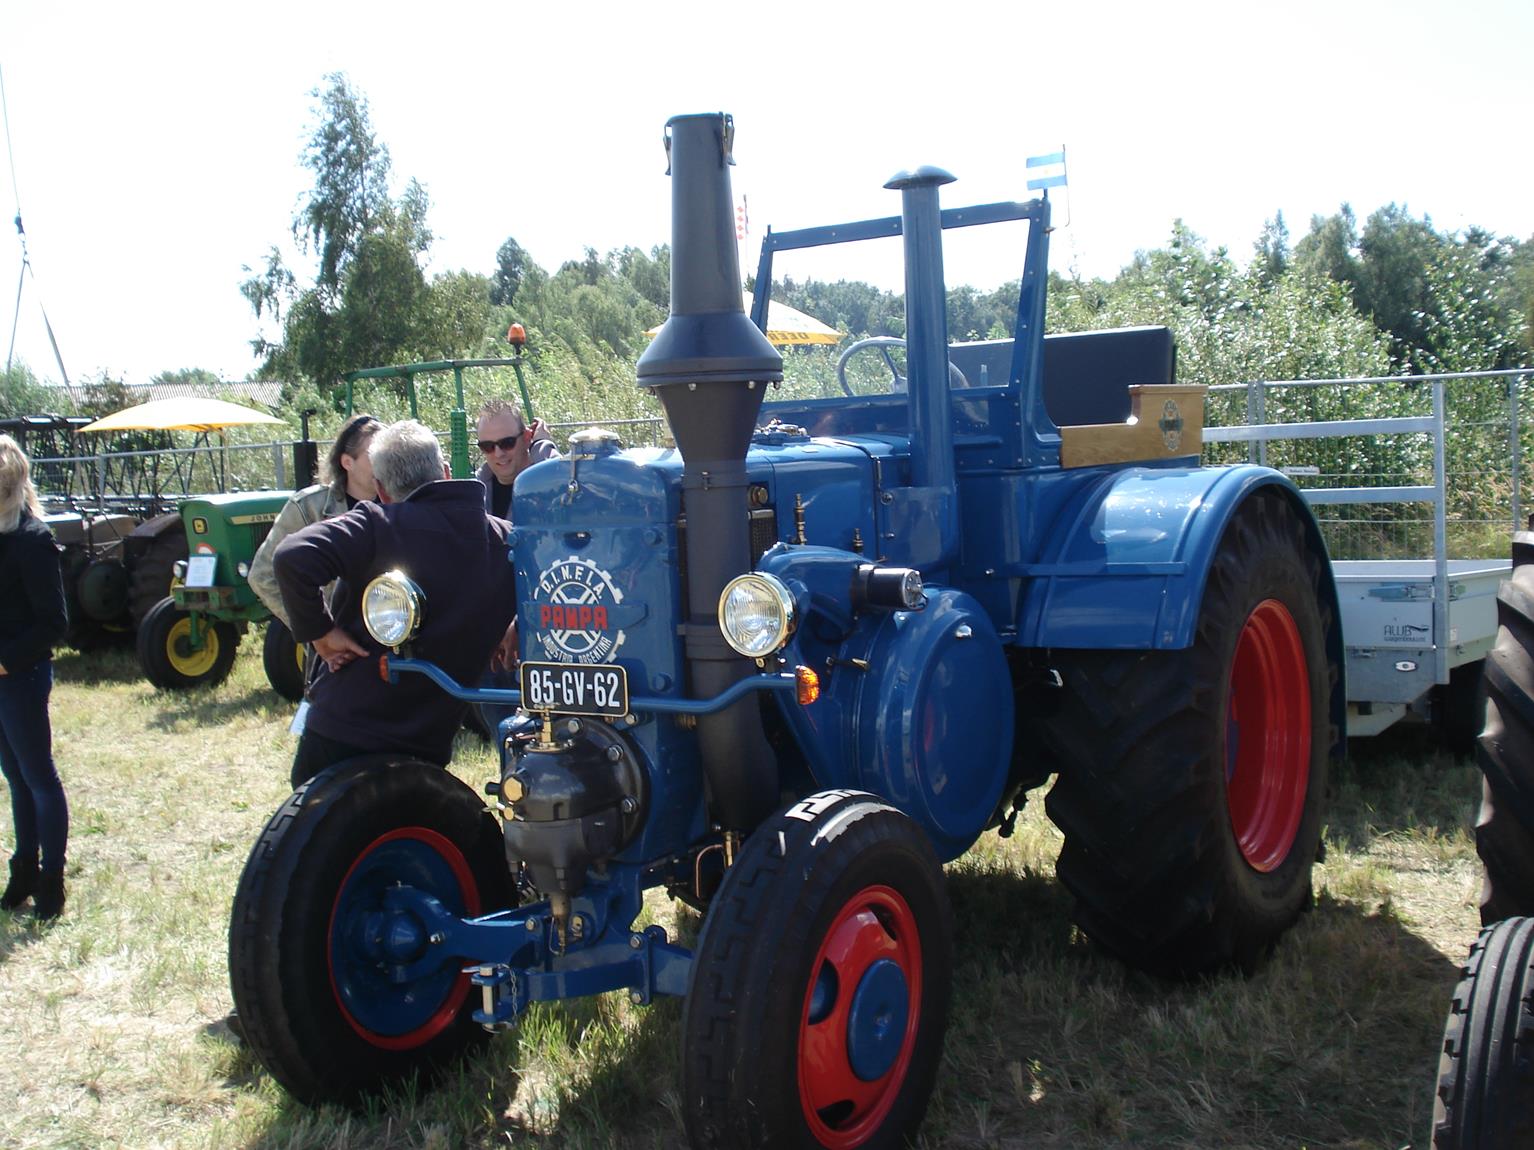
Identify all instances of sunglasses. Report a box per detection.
[477,431,526,454]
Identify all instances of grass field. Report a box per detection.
[0,640,1481,1149]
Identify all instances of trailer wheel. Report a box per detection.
[1433,916,1534,1149]
[262,618,307,702]
[228,757,512,1107]
[1434,661,1488,756]
[1476,528,1534,923]
[1039,489,1335,976]
[682,791,952,1149]
[127,523,188,627]
[136,597,239,690]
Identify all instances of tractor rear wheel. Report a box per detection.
[1038,489,1336,976]
[127,519,188,628]
[682,790,952,1149]
[228,758,513,1107]
[137,597,239,690]
[262,618,307,702]
[1433,916,1534,1148]
[1475,528,1534,924]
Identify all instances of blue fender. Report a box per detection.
[760,546,1013,862]
[1018,464,1340,652]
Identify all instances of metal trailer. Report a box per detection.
[1204,369,1531,741]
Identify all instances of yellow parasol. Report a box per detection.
[79,397,284,434]
[646,293,842,347]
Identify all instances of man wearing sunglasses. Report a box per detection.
[475,398,560,521]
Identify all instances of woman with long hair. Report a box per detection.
[248,413,380,630]
[0,434,69,919]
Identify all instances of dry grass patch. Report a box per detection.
[0,643,1484,1148]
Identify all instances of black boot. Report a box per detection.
[0,858,38,911]
[32,869,64,921]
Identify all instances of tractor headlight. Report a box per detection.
[363,570,425,649]
[718,572,795,658]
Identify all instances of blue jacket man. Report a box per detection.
[274,419,517,788]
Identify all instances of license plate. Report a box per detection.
[519,661,629,716]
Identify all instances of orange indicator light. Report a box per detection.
[795,665,821,705]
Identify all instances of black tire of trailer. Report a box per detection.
[682,790,952,1150]
[227,757,513,1107]
[1435,661,1489,756]
[1038,488,1337,977]
[136,597,240,690]
[262,618,307,703]
[126,518,188,628]
[1474,528,1534,924]
[1433,916,1534,1149]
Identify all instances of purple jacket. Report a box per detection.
[273,479,516,764]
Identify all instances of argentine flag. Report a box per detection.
[1026,150,1067,192]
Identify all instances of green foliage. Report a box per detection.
[0,361,65,418]
[1295,203,1529,373]
[150,367,224,391]
[242,75,497,404]
[491,236,531,307]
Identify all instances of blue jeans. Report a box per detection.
[0,660,67,871]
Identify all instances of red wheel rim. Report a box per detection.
[1226,599,1311,871]
[798,885,922,1148]
[327,826,480,1050]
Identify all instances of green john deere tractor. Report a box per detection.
[136,491,306,697]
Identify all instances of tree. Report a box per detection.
[0,362,64,418]
[1294,205,1359,287]
[491,236,530,307]
[1253,211,1290,287]
[298,75,392,303]
[241,75,491,404]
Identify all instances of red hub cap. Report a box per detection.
[1226,599,1311,871]
[798,885,922,1148]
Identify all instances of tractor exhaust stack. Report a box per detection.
[636,113,784,832]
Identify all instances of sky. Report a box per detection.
[3,0,1531,391]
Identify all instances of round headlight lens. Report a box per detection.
[718,573,795,658]
[363,570,425,648]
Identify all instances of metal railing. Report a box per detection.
[1203,369,1530,561]
[32,440,298,517]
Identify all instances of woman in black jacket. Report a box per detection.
[0,434,69,919]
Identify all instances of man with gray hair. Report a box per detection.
[273,419,519,789]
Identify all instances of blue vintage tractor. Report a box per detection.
[229,113,1346,1147]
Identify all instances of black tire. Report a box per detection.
[127,519,189,628]
[262,618,307,703]
[1433,916,1534,1148]
[1476,529,1534,924]
[136,596,239,690]
[228,758,513,1107]
[1436,661,1489,756]
[682,790,952,1149]
[1037,489,1336,976]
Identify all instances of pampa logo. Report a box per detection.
[531,557,627,664]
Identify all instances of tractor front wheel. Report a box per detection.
[1038,489,1336,976]
[682,791,952,1149]
[228,758,513,1107]
[262,618,307,702]
[137,597,239,690]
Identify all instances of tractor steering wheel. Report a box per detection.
[835,337,970,397]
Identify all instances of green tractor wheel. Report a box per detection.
[137,597,240,690]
